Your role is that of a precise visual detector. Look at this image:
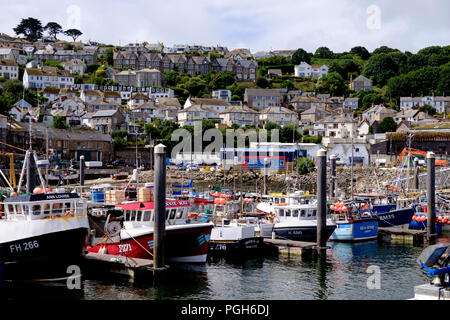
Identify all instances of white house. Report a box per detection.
[294,62,328,78]
[400,96,450,113]
[184,97,231,113]
[23,66,74,89]
[61,59,87,75]
[328,144,370,166]
[177,104,220,126]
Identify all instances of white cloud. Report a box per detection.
[1,0,448,53]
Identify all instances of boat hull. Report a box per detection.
[1,228,88,282]
[273,225,336,242]
[88,224,214,263]
[209,237,264,255]
[375,207,415,228]
[329,219,378,242]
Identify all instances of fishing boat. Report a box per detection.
[328,201,378,242]
[87,199,214,263]
[209,218,266,255]
[353,194,415,228]
[271,202,336,242]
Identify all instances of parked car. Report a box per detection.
[112,159,127,167]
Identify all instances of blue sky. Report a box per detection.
[1,0,449,53]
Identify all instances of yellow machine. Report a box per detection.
[0,152,16,188]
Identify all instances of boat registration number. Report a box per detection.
[118,243,132,253]
[9,240,40,253]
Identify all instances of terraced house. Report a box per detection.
[0,58,18,79]
[113,50,257,79]
[23,66,74,89]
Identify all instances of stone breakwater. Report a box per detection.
[138,167,405,194]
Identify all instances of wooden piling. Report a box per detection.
[26,151,36,194]
[330,154,336,198]
[413,157,419,191]
[154,144,166,269]
[316,149,327,250]
[80,155,85,186]
[426,152,436,243]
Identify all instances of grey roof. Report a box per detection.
[92,109,119,117]
[12,122,112,142]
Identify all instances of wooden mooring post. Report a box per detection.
[316,149,327,253]
[154,144,167,271]
[426,152,436,243]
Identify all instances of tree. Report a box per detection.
[256,76,271,88]
[280,124,301,143]
[349,46,370,60]
[378,117,397,133]
[13,17,44,41]
[315,72,346,96]
[291,48,311,65]
[361,93,386,110]
[419,104,437,116]
[314,47,334,59]
[0,96,10,116]
[102,47,114,66]
[52,115,69,129]
[372,46,400,55]
[64,29,83,42]
[362,53,399,86]
[210,71,236,90]
[44,22,63,40]
[281,80,295,91]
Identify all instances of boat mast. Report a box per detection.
[350,135,354,200]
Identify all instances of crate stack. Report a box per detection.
[105,190,126,204]
[138,187,154,202]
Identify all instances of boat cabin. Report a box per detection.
[117,199,192,227]
[2,193,87,220]
[262,192,316,206]
[274,204,319,221]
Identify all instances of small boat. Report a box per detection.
[193,196,215,204]
[329,202,378,242]
[209,218,265,255]
[112,172,128,180]
[88,199,214,263]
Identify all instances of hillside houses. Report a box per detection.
[113,51,257,80]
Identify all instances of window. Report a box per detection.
[32,204,41,215]
[293,210,299,217]
[312,210,317,217]
[176,209,184,219]
[165,209,170,219]
[300,210,306,217]
[131,211,136,221]
[278,209,284,217]
[143,211,151,221]
[136,211,142,221]
[285,209,291,217]
[169,209,176,219]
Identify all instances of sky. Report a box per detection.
[1,0,449,54]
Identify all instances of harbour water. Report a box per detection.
[3,237,448,301]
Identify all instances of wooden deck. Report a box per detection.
[83,252,168,279]
[378,227,426,244]
[263,238,317,257]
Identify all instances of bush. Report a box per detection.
[297,157,316,175]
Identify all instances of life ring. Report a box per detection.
[277,203,288,206]
[65,210,73,216]
[361,210,370,217]
[187,213,198,218]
